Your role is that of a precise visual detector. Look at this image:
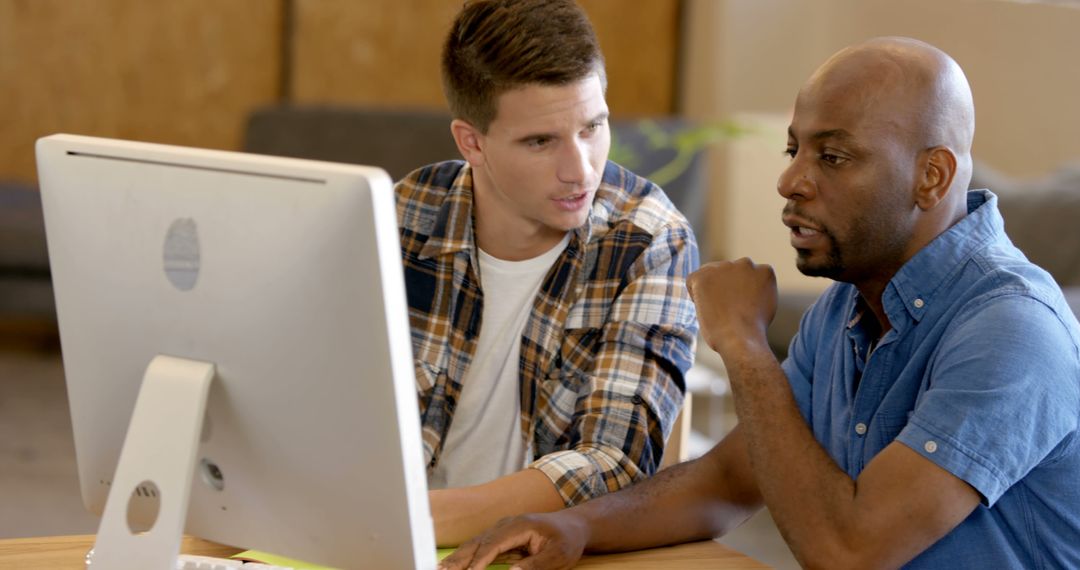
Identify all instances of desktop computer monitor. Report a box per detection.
[36,134,435,569]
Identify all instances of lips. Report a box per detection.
[783,215,826,249]
[553,192,590,212]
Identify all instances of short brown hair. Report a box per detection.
[441,0,607,133]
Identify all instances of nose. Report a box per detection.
[557,139,591,186]
[777,155,815,201]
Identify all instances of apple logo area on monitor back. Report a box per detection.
[164,218,200,291]
[36,133,437,570]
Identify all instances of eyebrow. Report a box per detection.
[515,111,610,144]
[787,127,857,142]
[589,111,610,125]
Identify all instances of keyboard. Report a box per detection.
[176,554,294,570]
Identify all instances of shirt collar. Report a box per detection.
[418,162,617,260]
[882,189,1004,326]
[417,164,477,260]
[582,161,629,245]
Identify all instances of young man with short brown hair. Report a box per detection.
[394,0,699,545]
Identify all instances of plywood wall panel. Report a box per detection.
[580,0,681,117]
[290,0,680,116]
[1,0,679,183]
[0,0,283,183]
[290,0,461,109]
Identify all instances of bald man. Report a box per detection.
[441,37,1080,569]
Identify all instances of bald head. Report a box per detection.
[801,37,975,191]
[779,38,980,285]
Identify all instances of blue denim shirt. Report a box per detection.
[782,190,1080,568]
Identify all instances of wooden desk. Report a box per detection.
[0,534,770,569]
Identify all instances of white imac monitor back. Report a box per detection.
[36,134,434,569]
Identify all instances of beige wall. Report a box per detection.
[682,0,1080,289]
[685,0,1080,177]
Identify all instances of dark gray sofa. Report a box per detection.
[6,108,1079,357]
[0,181,57,347]
[242,105,711,252]
[1,106,711,346]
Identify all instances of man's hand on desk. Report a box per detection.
[438,511,588,570]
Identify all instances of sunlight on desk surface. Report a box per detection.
[0,534,770,569]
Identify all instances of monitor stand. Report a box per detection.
[86,355,216,570]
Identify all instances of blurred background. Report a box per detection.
[3,1,1080,568]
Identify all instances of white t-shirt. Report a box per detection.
[428,234,571,489]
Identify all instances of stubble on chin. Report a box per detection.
[794,248,845,279]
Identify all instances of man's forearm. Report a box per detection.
[559,427,763,553]
[430,468,565,546]
[722,342,865,565]
[429,460,727,551]
[435,443,761,570]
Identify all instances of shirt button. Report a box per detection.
[854,423,867,435]
[913,298,925,309]
[924,440,938,453]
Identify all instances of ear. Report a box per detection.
[914,146,957,211]
[450,119,486,168]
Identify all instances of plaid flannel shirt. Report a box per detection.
[395,160,698,506]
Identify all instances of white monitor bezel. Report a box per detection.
[36,134,434,569]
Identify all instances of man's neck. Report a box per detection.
[855,280,892,337]
[470,171,572,261]
[475,225,568,261]
[852,198,969,336]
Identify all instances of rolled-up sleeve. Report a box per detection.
[531,222,699,506]
[896,294,1080,506]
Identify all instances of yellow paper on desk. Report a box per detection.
[438,548,511,569]
[232,548,510,569]
[231,550,336,569]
